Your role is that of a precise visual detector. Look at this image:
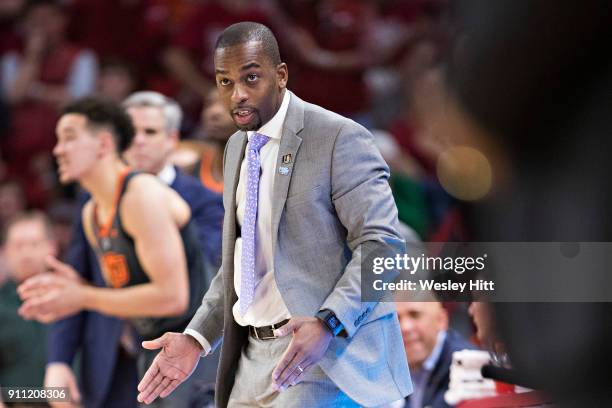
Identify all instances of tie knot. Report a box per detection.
[250,133,270,152]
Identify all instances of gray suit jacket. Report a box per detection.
[187,91,413,407]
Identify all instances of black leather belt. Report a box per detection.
[249,319,290,340]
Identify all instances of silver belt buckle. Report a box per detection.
[263,322,277,340]
[255,323,277,340]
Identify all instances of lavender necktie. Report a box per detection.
[240,132,270,316]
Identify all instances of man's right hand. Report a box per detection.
[44,362,81,408]
[137,332,202,404]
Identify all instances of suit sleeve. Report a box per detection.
[47,214,90,364]
[320,121,406,338]
[185,262,225,353]
[184,143,233,353]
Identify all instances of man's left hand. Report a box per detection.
[17,271,86,323]
[271,316,333,392]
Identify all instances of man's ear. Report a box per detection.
[98,130,118,157]
[277,62,288,89]
[48,239,59,258]
[441,309,449,330]
[168,130,180,149]
[437,307,450,331]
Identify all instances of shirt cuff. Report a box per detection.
[183,328,212,357]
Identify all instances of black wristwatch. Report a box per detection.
[316,309,344,337]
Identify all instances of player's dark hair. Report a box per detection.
[61,97,135,152]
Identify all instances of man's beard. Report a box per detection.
[237,121,261,131]
[234,110,262,131]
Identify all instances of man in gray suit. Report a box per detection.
[137,22,412,407]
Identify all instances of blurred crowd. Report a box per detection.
[4,0,606,407]
[0,0,460,245]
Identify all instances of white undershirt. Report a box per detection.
[156,164,176,186]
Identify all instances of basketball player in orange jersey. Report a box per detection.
[18,97,207,344]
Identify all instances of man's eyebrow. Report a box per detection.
[215,62,262,75]
[240,62,261,71]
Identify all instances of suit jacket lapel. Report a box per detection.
[271,91,304,250]
[223,132,247,291]
[225,132,247,202]
[422,335,452,406]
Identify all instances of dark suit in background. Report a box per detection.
[405,330,475,408]
[0,280,48,389]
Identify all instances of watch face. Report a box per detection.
[328,316,338,328]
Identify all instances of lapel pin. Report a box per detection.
[282,154,292,164]
[278,166,290,176]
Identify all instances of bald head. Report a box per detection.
[396,301,449,371]
[3,211,57,283]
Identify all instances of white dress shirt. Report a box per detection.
[185,90,292,354]
[157,163,176,185]
[233,89,292,327]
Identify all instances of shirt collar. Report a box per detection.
[157,164,176,185]
[422,330,447,372]
[247,89,290,141]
